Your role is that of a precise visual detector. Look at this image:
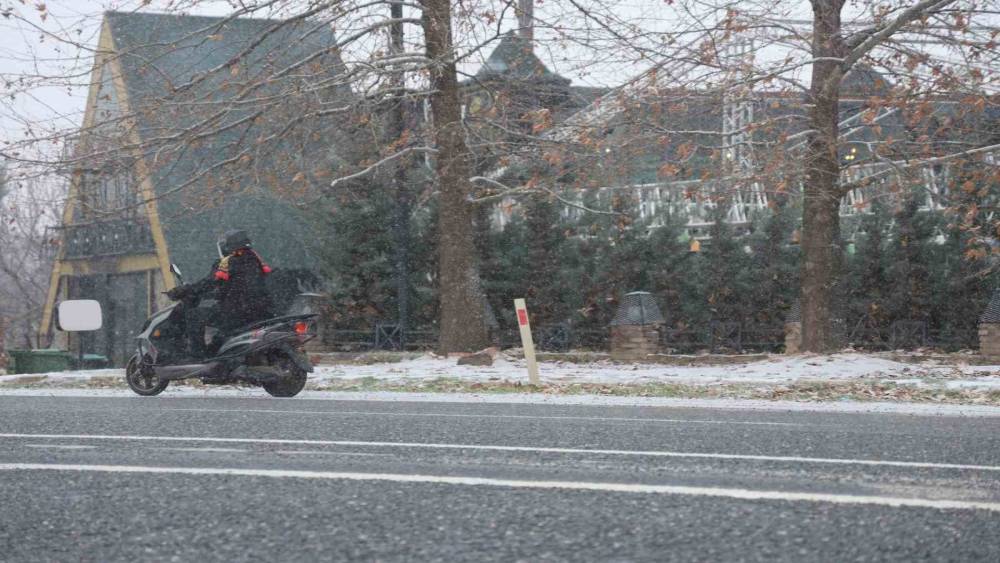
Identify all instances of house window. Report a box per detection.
[80,161,138,217]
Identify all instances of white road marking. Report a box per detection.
[156,407,803,427]
[274,450,392,457]
[3,433,999,473]
[5,389,1000,417]
[152,447,248,454]
[23,444,96,450]
[1,462,998,512]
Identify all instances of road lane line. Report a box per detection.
[3,433,999,472]
[23,444,96,450]
[152,447,249,454]
[2,463,998,512]
[155,407,804,427]
[274,450,393,457]
[5,391,1000,417]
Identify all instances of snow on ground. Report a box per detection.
[2,353,999,389]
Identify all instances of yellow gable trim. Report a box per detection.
[40,20,119,340]
[105,27,175,291]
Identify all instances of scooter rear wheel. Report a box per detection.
[126,354,168,396]
[262,353,307,398]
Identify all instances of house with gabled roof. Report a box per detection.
[40,11,358,364]
[487,62,1000,236]
[462,32,605,125]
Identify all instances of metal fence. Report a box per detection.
[316,317,979,354]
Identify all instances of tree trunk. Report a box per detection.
[0,316,7,370]
[801,0,846,352]
[421,0,492,353]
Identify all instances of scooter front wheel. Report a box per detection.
[262,353,307,398]
[126,354,168,396]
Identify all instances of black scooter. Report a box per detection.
[125,264,319,397]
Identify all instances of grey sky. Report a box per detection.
[0,0,993,166]
[0,0,748,152]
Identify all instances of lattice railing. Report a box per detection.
[60,219,156,259]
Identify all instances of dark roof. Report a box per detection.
[520,84,1000,189]
[567,86,609,110]
[475,33,570,86]
[104,11,355,277]
[982,289,1000,324]
[841,65,892,97]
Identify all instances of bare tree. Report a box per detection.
[0,0,513,353]
[0,165,62,350]
[419,0,492,351]
[1,0,996,355]
[793,0,995,351]
[476,1,999,352]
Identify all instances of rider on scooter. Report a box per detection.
[166,230,276,357]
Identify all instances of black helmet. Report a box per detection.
[219,229,252,255]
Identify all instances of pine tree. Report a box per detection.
[884,195,934,321]
[478,206,530,331]
[645,211,701,330]
[842,200,891,340]
[407,196,440,329]
[581,190,654,331]
[746,201,800,335]
[923,214,997,350]
[701,203,751,323]
[314,185,397,329]
[522,194,577,325]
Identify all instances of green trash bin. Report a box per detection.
[80,354,110,370]
[7,349,75,374]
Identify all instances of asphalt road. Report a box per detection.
[2,394,1000,561]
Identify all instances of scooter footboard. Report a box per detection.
[154,362,221,381]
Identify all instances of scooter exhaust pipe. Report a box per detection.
[154,363,220,381]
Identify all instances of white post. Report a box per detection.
[514,298,540,385]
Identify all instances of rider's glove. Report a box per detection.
[166,286,189,301]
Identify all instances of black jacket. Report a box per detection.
[188,249,275,331]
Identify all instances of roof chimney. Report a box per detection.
[517,0,534,45]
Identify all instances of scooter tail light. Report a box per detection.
[294,321,309,335]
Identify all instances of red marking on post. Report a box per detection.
[517,309,529,326]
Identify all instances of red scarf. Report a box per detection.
[214,248,272,281]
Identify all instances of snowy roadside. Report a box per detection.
[2,353,1000,406]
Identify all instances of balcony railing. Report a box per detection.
[60,219,156,259]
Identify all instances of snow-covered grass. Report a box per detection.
[2,352,999,404]
[307,352,1000,387]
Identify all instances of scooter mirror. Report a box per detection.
[57,299,103,332]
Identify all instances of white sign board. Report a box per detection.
[57,300,103,332]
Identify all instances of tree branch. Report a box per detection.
[843,0,959,69]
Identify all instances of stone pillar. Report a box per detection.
[609,291,665,361]
[980,289,1000,358]
[784,322,802,354]
[981,324,1000,358]
[610,324,661,361]
[784,300,801,354]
